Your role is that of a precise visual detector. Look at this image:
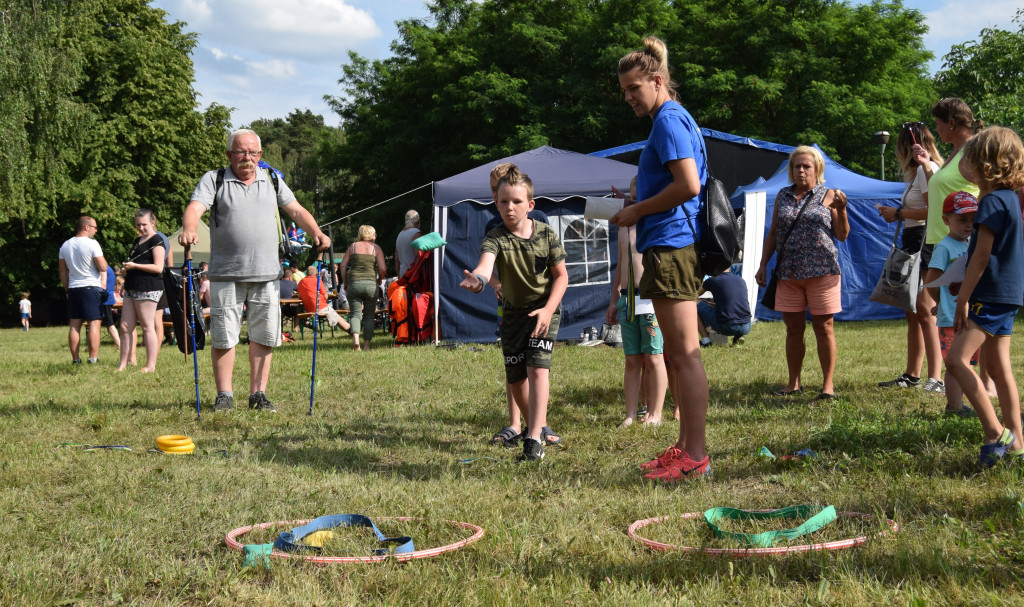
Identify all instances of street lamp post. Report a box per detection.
[873,131,890,180]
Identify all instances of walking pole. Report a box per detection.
[308,252,324,416]
[184,245,202,421]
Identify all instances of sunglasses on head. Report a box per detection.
[902,121,925,145]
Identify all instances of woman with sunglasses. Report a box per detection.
[876,122,944,391]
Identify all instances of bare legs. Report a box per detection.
[507,386,524,434]
[947,325,1023,451]
[509,367,550,442]
[211,342,272,396]
[781,312,836,394]
[654,299,708,461]
[68,319,101,361]
[118,298,159,371]
[905,288,942,381]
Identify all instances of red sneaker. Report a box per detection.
[640,446,683,471]
[643,452,712,483]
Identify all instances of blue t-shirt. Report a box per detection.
[929,235,968,328]
[966,189,1024,305]
[636,100,707,252]
[701,272,751,325]
[104,266,116,305]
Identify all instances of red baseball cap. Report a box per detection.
[943,191,978,214]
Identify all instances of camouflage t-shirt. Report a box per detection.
[481,220,566,310]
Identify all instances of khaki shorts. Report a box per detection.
[639,245,702,301]
[210,280,281,349]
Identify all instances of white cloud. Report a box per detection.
[155,0,381,62]
[923,0,1020,41]
[246,59,297,79]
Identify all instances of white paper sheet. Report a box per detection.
[923,255,966,287]
[584,196,623,220]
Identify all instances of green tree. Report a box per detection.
[0,0,230,322]
[324,0,935,241]
[248,109,340,212]
[934,9,1024,135]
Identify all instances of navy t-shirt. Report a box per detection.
[702,273,751,325]
[967,189,1024,305]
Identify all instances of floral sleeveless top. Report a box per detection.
[775,184,840,280]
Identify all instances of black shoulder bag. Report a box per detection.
[685,141,741,276]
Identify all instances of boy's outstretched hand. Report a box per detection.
[459,270,484,293]
[529,307,553,338]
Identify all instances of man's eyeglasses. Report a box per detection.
[229,150,261,158]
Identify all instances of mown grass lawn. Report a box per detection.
[1,321,1023,606]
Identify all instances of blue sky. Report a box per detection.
[150,0,1021,129]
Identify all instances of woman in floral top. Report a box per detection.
[755,146,849,399]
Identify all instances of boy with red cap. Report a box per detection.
[924,190,978,417]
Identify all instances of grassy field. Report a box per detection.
[2,321,1023,606]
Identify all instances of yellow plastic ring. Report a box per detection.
[156,435,193,449]
[156,435,195,454]
[160,443,195,453]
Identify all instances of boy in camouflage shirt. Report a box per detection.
[460,167,568,462]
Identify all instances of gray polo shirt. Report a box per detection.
[190,166,296,282]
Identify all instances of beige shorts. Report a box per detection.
[210,280,281,349]
[775,273,842,316]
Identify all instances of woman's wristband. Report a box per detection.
[474,274,487,293]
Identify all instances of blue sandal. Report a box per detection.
[541,426,562,446]
[490,426,519,447]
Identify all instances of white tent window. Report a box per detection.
[554,214,610,286]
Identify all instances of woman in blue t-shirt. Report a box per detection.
[610,36,711,483]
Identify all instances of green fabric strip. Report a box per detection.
[704,505,837,547]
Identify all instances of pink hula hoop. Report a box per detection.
[225,517,485,564]
[628,510,898,557]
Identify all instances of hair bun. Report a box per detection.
[642,36,668,67]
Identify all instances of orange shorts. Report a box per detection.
[775,273,842,316]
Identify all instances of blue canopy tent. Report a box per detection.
[432,146,638,343]
[730,146,906,321]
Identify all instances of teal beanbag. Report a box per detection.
[411,231,446,252]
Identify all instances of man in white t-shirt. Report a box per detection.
[58,216,109,364]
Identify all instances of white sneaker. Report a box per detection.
[922,378,945,394]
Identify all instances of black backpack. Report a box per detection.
[685,142,742,276]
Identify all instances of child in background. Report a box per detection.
[460,167,568,462]
[924,191,979,417]
[19,292,31,331]
[944,126,1024,466]
[606,176,668,428]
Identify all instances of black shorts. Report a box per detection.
[900,225,933,274]
[67,286,105,321]
[500,306,560,384]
